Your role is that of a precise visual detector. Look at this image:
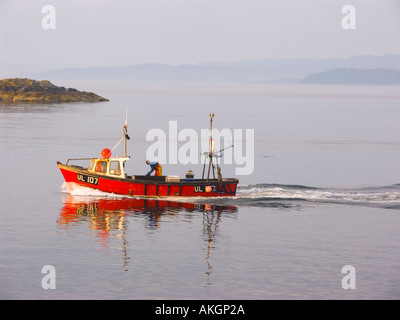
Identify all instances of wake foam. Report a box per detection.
[61,182,127,199]
[235,183,400,209]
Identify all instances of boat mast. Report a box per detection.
[201,113,226,182]
[207,113,214,180]
[109,109,130,158]
[123,108,130,157]
[201,113,219,180]
[124,123,128,157]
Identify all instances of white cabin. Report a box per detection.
[87,156,130,179]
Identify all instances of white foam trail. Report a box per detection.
[236,184,400,205]
[60,182,127,199]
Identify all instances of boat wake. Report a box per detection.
[61,182,126,199]
[232,183,400,210]
[175,183,400,210]
[60,182,400,210]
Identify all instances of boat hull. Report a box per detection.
[57,162,238,198]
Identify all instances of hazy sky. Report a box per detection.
[1,0,400,75]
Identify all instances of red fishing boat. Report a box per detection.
[57,113,238,198]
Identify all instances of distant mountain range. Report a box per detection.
[299,68,400,85]
[30,54,400,84]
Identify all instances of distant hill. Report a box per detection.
[25,54,400,83]
[299,68,400,85]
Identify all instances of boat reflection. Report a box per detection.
[57,195,237,273]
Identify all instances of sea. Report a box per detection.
[0,82,400,300]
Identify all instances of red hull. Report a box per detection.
[57,162,238,198]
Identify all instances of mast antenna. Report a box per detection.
[201,113,221,181]
[123,107,130,157]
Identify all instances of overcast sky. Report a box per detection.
[1,0,400,76]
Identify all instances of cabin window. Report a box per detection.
[110,161,121,175]
[95,161,107,173]
[88,160,95,171]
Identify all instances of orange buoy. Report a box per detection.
[101,148,112,159]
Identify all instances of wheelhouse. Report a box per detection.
[87,157,130,179]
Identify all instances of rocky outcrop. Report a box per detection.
[0,78,109,103]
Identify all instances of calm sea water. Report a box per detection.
[1,82,400,299]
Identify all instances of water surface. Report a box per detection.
[1,82,399,299]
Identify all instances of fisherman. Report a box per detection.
[146,160,162,176]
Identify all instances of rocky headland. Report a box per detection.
[0,78,109,103]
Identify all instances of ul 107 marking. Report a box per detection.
[77,173,99,185]
[194,185,215,193]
